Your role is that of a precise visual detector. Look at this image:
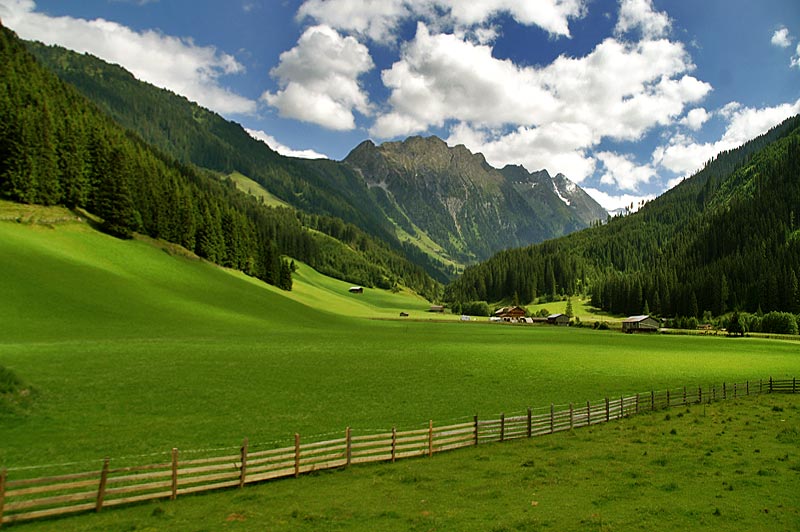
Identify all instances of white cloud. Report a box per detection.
[679,107,711,130]
[297,0,588,42]
[0,0,257,115]
[771,27,792,48]
[654,98,800,177]
[374,23,709,181]
[614,0,671,40]
[792,43,800,69]
[597,151,656,191]
[583,187,654,213]
[245,128,328,159]
[262,25,373,131]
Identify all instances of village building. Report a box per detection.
[622,315,660,333]
[493,306,527,322]
[547,313,570,326]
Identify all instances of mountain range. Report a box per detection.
[23,37,605,280]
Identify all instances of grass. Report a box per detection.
[9,393,799,531]
[227,171,292,208]
[1,201,799,529]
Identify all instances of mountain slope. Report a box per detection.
[344,136,607,264]
[0,24,439,298]
[446,115,800,317]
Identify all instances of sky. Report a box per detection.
[1,0,798,211]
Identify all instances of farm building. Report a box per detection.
[429,305,445,313]
[547,313,570,326]
[493,306,527,321]
[348,286,363,294]
[622,315,660,333]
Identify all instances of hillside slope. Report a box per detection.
[447,115,800,317]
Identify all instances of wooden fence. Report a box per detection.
[0,377,796,527]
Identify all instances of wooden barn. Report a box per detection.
[547,313,570,326]
[348,286,363,294]
[622,315,660,333]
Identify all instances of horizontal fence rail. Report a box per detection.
[1,377,796,527]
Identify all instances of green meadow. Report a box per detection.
[1,203,799,531]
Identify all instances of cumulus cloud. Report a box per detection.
[375,22,709,182]
[653,98,800,177]
[679,107,711,130]
[597,151,656,191]
[614,0,671,40]
[245,128,328,159]
[297,0,588,42]
[0,0,257,115]
[262,25,374,131]
[792,43,800,69]
[771,27,792,48]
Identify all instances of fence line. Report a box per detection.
[1,377,797,527]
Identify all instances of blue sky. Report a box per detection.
[1,0,798,210]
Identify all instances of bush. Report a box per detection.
[460,301,491,317]
[760,312,798,335]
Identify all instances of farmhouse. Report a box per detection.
[547,313,570,326]
[348,286,363,294]
[494,306,527,321]
[622,315,660,333]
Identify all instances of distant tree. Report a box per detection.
[565,298,574,318]
[726,312,745,337]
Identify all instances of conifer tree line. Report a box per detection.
[447,115,800,321]
[0,25,439,299]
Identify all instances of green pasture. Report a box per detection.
[1,207,799,476]
[9,394,800,531]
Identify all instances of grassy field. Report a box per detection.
[8,394,800,531]
[1,203,799,529]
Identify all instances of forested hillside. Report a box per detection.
[0,24,439,299]
[446,115,800,318]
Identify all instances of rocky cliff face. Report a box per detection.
[345,136,607,264]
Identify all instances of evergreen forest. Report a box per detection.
[446,115,800,321]
[0,24,439,299]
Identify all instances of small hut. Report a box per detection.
[349,286,363,294]
[547,313,570,326]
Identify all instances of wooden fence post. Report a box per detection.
[428,420,434,457]
[170,448,178,501]
[473,415,479,446]
[550,404,555,433]
[698,386,702,404]
[95,457,110,512]
[666,389,670,408]
[294,434,301,478]
[759,379,763,394]
[569,403,574,430]
[769,377,773,393]
[586,401,591,426]
[619,397,623,418]
[734,382,738,398]
[723,382,727,400]
[605,397,610,422]
[391,427,397,463]
[746,380,749,396]
[527,407,532,438]
[500,413,505,442]
[683,386,687,405]
[635,394,639,415]
[346,427,352,466]
[650,390,655,411]
[794,377,797,394]
[712,385,716,402]
[1,467,7,528]
[239,438,249,488]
